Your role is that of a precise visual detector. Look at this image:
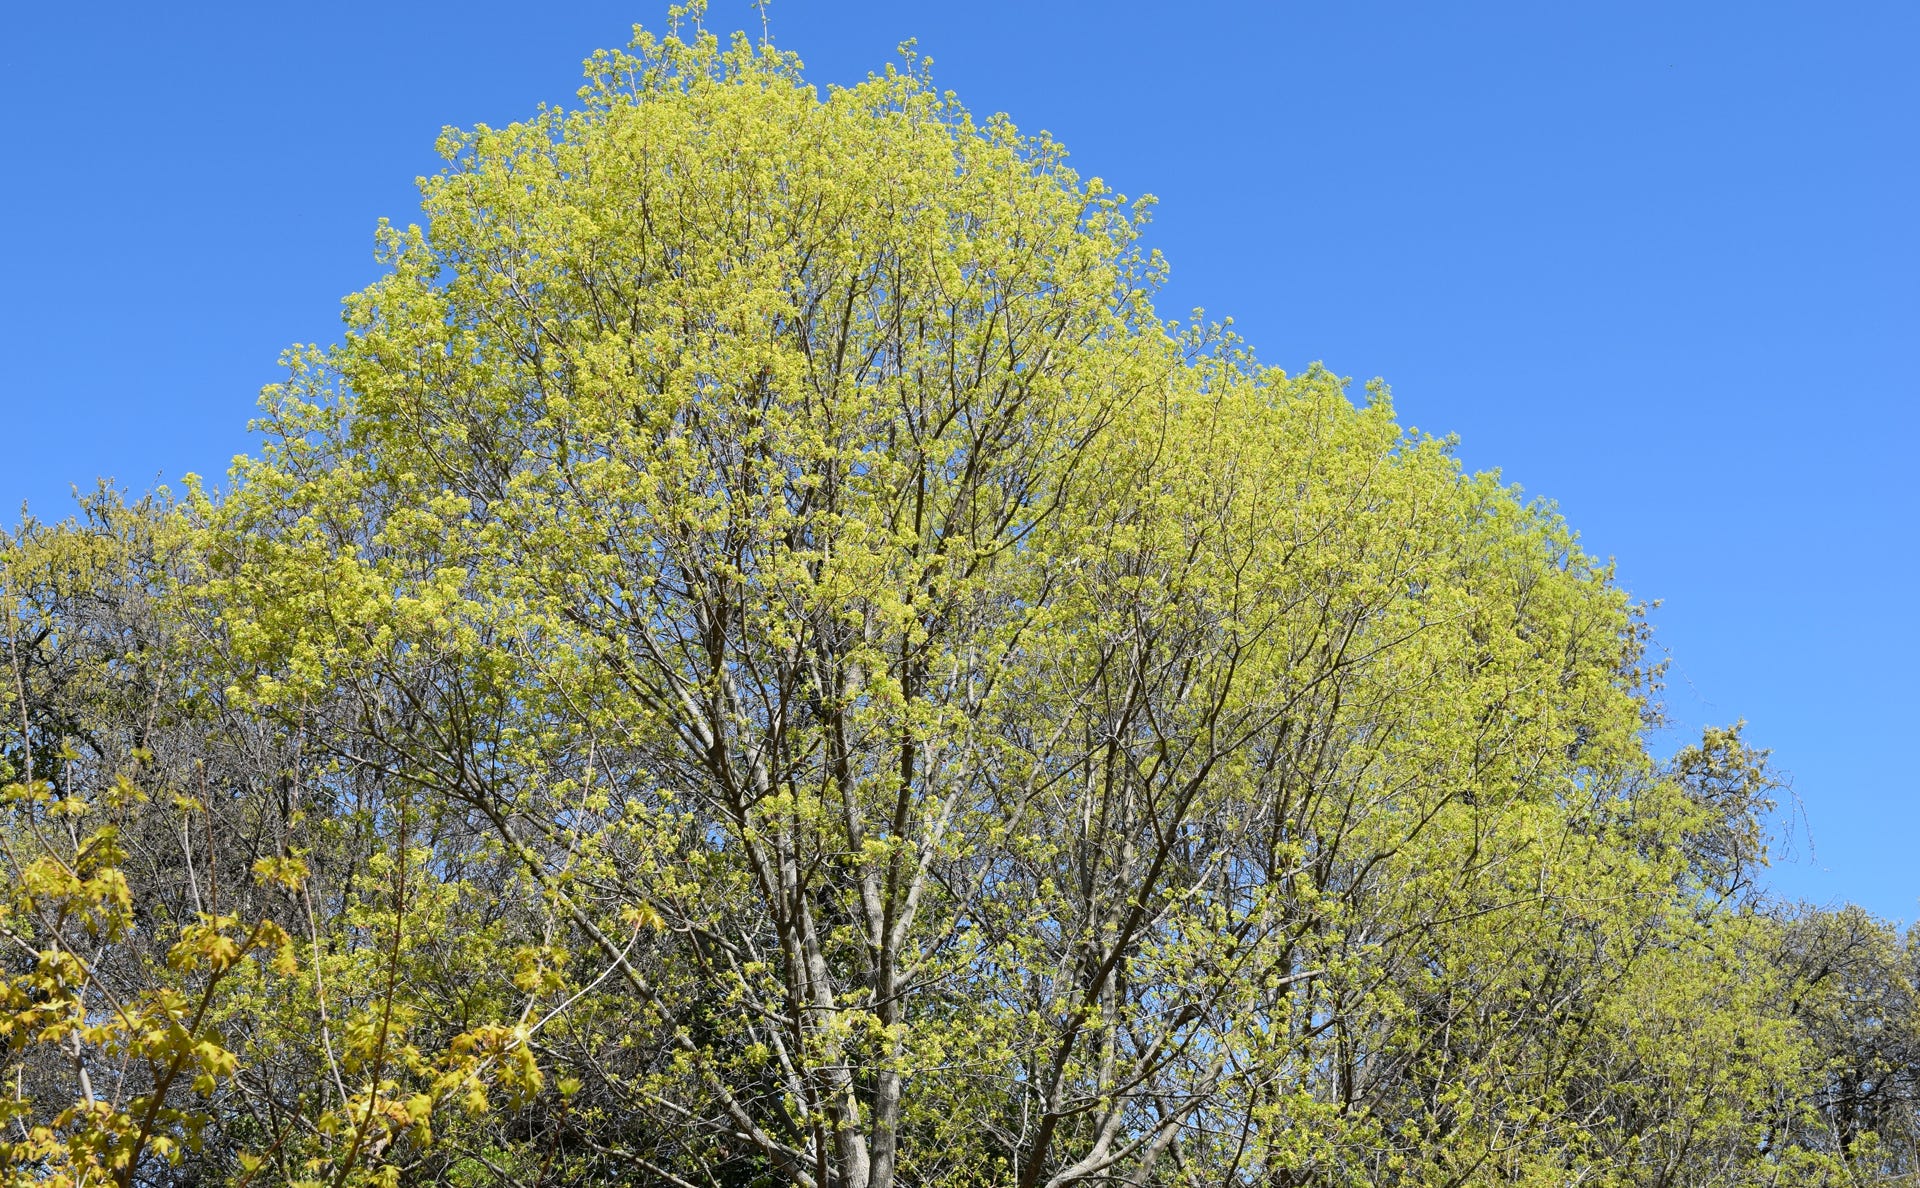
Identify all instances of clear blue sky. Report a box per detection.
[3,3,1913,918]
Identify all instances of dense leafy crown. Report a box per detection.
[1,14,1913,1188]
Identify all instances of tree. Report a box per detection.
[0,493,299,1188]
[0,13,1884,1188]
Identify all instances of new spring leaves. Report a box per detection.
[2,16,1902,1188]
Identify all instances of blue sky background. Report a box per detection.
[3,3,1913,917]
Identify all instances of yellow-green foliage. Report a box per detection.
[0,12,1894,1188]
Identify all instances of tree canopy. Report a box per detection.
[2,15,1915,1188]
